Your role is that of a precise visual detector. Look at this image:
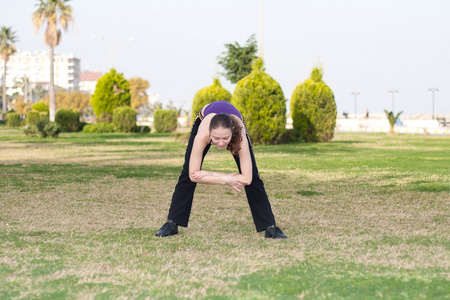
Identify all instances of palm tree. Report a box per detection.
[0,26,18,114]
[384,109,403,135]
[32,0,73,121]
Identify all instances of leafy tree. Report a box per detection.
[128,77,150,109]
[91,69,131,120]
[0,26,18,114]
[13,97,32,115]
[191,77,231,120]
[43,91,90,113]
[217,34,258,84]
[33,85,48,101]
[231,58,286,145]
[384,110,403,135]
[32,0,73,121]
[32,101,49,112]
[290,65,337,142]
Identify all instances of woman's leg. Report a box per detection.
[166,117,211,227]
[233,135,276,232]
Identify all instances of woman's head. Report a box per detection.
[209,113,242,155]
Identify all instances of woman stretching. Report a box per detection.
[156,100,287,239]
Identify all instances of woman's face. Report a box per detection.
[210,127,232,150]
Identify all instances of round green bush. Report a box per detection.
[6,113,21,128]
[113,106,136,133]
[55,108,80,132]
[26,111,40,126]
[231,58,286,145]
[32,101,49,112]
[290,65,337,142]
[154,110,178,133]
[33,120,60,138]
[191,77,231,120]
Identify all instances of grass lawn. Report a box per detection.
[0,127,449,299]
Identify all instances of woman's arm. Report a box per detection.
[234,120,253,184]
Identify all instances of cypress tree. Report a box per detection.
[232,58,286,145]
[290,65,337,142]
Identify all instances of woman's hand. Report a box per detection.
[224,173,250,192]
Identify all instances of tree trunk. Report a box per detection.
[2,60,7,115]
[49,46,56,121]
[24,78,28,103]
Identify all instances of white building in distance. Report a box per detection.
[0,50,81,94]
[79,71,102,94]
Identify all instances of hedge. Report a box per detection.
[154,110,178,133]
[113,106,136,133]
[55,108,80,132]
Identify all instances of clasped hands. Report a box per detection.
[191,170,250,192]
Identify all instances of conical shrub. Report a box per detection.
[290,65,336,142]
[191,77,231,120]
[231,58,286,145]
[91,69,131,120]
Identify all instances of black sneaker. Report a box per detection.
[155,221,178,237]
[265,226,288,239]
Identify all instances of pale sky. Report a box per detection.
[2,0,449,116]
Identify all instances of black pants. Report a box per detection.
[167,116,276,232]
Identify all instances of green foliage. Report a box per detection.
[39,111,49,121]
[231,57,286,145]
[134,125,151,133]
[154,109,178,133]
[113,106,136,133]
[91,69,131,118]
[191,77,231,120]
[82,122,115,133]
[6,113,21,127]
[98,113,113,123]
[128,77,150,109]
[24,120,60,138]
[55,108,80,132]
[32,101,49,112]
[26,111,40,126]
[384,110,403,134]
[217,34,258,84]
[43,91,91,114]
[78,121,88,132]
[290,65,337,142]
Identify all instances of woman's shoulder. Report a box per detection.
[196,114,213,140]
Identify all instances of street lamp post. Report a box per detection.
[428,88,439,119]
[388,89,399,113]
[259,0,263,57]
[91,35,135,68]
[351,92,360,119]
